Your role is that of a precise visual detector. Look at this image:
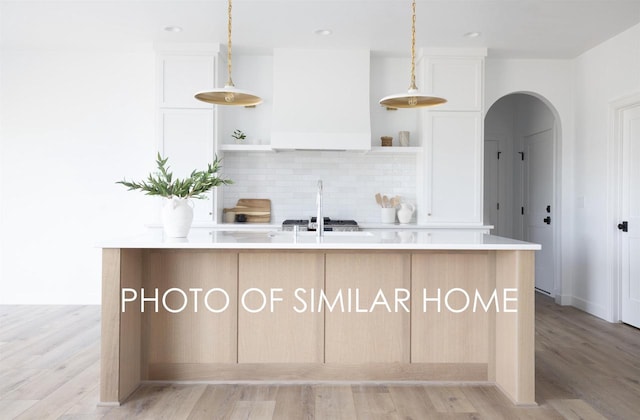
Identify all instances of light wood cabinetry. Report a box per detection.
[325,252,411,363]
[101,248,142,404]
[411,252,492,363]
[495,250,535,404]
[238,252,324,363]
[142,250,238,364]
[101,247,534,406]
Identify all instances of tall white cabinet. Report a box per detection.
[155,44,220,222]
[418,49,486,225]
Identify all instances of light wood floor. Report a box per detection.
[1,295,639,419]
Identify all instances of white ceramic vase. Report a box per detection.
[162,197,194,238]
[397,203,415,224]
[398,131,410,147]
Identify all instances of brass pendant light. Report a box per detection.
[195,0,262,106]
[379,0,446,109]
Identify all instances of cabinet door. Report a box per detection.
[143,250,238,365]
[157,55,215,109]
[411,252,491,363]
[238,252,324,363]
[424,57,483,112]
[423,112,483,224]
[325,253,411,363]
[159,109,215,221]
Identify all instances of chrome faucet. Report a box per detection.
[316,180,324,238]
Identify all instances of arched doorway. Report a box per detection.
[484,93,560,297]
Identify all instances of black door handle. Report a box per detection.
[543,216,551,225]
[618,221,628,232]
[546,205,551,213]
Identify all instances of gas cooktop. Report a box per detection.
[282,217,359,232]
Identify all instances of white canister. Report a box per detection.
[381,207,397,224]
[398,131,410,147]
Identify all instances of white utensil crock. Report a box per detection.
[381,208,397,224]
[162,197,194,238]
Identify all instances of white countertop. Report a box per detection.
[156,222,494,230]
[99,228,540,251]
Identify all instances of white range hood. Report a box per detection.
[271,48,371,151]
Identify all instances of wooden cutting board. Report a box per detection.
[229,199,271,223]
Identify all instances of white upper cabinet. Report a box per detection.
[422,51,485,112]
[155,45,219,222]
[418,49,486,225]
[157,51,217,109]
[271,49,371,151]
[422,111,483,224]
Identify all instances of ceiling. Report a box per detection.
[1,0,640,58]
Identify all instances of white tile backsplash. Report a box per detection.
[221,151,417,224]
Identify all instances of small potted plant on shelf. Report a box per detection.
[232,129,247,144]
[117,153,232,238]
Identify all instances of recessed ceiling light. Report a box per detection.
[464,32,481,38]
[314,29,333,36]
[164,26,183,33]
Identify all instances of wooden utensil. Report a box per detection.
[375,193,383,207]
[383,195,390,208]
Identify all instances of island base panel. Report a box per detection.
[100,248,535,406]
[101,248,143,404]
[147,363,488,382]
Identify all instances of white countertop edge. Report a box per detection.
[359,223,494,230]
[100,228,539,251]
[147,222,281,230]
[99,243,540,251]
[147,222,494,231]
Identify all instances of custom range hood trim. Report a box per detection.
[271,48,372,151]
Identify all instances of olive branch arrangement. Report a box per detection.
[117,153,232,199]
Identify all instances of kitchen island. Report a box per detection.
[100,229,540,406]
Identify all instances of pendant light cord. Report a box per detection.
[226,0,234,87]
[409,0,417,91]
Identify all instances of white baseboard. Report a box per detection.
[569,296,611,322]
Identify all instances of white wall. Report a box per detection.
[572,23,640,321]
[0,47,157,304]
[218,55,273,147]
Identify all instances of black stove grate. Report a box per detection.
[282,218,359,231]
